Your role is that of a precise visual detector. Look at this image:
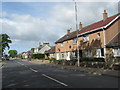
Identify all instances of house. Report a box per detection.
[55,10,120,63]
[45,46,55,59]
[34,43,51,54]
[21,52,28,59]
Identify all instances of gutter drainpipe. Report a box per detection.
[102,27,107,62]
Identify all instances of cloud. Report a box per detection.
[2,0,120,2]
[1,2,118,53]
[49,2,118,31]
[1,13,59,44]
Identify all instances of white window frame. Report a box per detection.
[61,53,64,58]
[96,48,104,58]
[83,35,89,42]
[97,33,100,38]
[61,42,64,47]
[73,38,77,44]
[86,50,91,57]
[113,48,120,57]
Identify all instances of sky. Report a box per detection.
[0,0,119,54]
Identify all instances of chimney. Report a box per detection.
[67,29,70,34]
[79,22,82,30]
[43,43,49,46]
[103,10,108,21]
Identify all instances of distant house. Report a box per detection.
[45,46,55,59]
[21,52,28,59]
[55,10,120,63]
[34,43,51,54]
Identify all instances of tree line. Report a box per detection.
[0,34,17,58]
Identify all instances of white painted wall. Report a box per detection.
[38,45,51,54]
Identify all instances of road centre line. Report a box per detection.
[13,60,68,87]
[42,74,68,87]
[15,61,24,65]
[29,68,38,72]
[15,61,38,73]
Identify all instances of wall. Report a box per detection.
[105,19,119,45]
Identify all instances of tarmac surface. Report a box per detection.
[2,59,119,89]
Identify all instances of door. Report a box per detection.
[66,52,70,60]
[56,53,60,60]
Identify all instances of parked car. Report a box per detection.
[2,54,9,61]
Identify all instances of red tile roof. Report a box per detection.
[80,13,119,34]
[55,13,119,44]
[55,30,79,44]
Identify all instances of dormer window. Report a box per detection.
[73,38,77,44]
[97,33,100,38]
[83,35,89,42]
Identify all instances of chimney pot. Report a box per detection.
[43,43,49,46]
[79,22,82,30]
[104,10,106,13]
[103,10,108,21]
[67,30,70,34]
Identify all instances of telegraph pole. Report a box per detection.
[74,0,80,67]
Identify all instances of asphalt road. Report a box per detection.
[2,59,119,89]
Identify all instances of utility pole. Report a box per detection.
[74,0,80,67]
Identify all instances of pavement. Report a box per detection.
[24,59,120,78]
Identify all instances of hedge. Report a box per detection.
[81,57,105,62]
[31,53,45,59]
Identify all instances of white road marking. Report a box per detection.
[6,83,16,87]
[29,68,38,72]
[14,61,38,73]
[0,66,3,69]
[15,61,24,65]
[42,74,68,87]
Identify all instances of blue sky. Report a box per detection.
[1,1,118,54]
[2,2,56,18]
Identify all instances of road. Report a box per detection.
[2,59,119,89]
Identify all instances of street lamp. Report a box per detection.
[73,0,80,67]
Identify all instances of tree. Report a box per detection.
[8,50,17,58]
[0,34,12,53]
[30,48,35,53]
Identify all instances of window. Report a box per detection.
[96,48,104,57]
[86,50,91,57]
[73,38,77,44]
[61,53,64,58]
[72,51,77,57]
[68,44,71,48]
[61,42,64,47]
[83,35,89,42]
[113,48,120,57]
[97,33,100,38]
[101,48,104,56]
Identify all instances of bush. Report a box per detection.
[81,57,105,62]
[48,58,56,61]
[31,53,45,59]
[17,55,23,59]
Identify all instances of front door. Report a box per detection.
[66,52,70,60]
[56,53,60,60]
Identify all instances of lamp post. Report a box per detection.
[73,0,80,67]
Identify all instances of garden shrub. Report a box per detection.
[81,57,105,62]
[31,53,45,59]
[48,58,56,61]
